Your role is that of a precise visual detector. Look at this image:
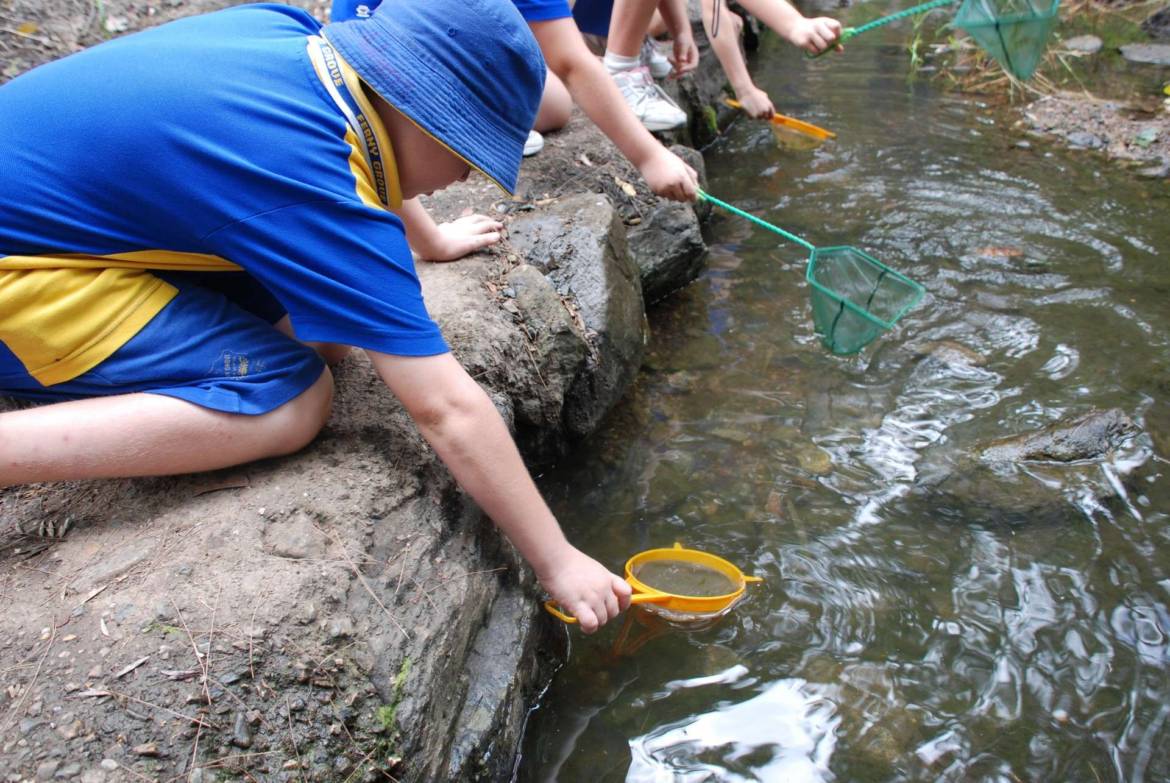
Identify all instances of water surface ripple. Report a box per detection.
[519,24,1169,783]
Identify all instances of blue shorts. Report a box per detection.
[0,272,325,415]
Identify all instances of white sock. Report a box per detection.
[603,51,640,74]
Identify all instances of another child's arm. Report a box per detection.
[529,18,699,202]
[654,0,700,77]
[394,197,505,262]
[736,0,842,55]
[700,0,775,118]
[369,350,633,633]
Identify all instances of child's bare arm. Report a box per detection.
[700,0,775,118]
[368,349,632,632]
[528,17,698,202]
[394,197,504,262]
[654,0,699,76]
[736,0,842,54]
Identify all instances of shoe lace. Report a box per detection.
[616,66,654,107]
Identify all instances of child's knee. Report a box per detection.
[266,368,334,455]
[534,73,572,132]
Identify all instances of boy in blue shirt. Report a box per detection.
[0,0,630,633]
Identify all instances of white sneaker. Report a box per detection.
[641,37,672,79]
[611,67,687,131]
[523,129,544,157]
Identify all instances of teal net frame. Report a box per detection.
[698,191,926,355]
[812,0,1061,81]
[953,0,1061,81]
[807,246,926,355]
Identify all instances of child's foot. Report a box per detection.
[523,129,544,157]
[641,37,672,79]
[611,67,686,131]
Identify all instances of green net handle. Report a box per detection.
[809,0,957,58]
[698,190,816,253]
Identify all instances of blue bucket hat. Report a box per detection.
[324,0,545,194]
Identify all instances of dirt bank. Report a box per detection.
[0,2,730,781]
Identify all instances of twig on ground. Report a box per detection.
[0,25,55,46]
[248,603,258,682]
[0,625,54,733]
[315,523,410,639]
[173,599,212,706]
[82,688,215,728]
[112,759,156,783]
[113,655,150,679]
[286,696,307,783]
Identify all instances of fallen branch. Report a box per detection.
[114,655,150,679]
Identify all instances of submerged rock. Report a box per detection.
[1066,130,1106,149]
[1120,43,1170,66]
[1062,35,1102,55]
[912,340,988,368]
[1143,7,1170,40]
[979,409,1139,464]
[908,409,1145,527]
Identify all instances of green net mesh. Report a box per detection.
[807,246,925,355]
[953,0,1060,80]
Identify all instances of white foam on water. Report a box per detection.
[826,356,1005,531]
[626,678,839,783]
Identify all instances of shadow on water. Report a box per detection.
[518,16,1170,783]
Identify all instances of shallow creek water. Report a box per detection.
[518,22,1170,783]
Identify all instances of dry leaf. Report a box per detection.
[975,246,1024,258]
[17,22,39,35]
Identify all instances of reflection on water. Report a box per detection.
[518,15,1169,783]
[628,671,839,782]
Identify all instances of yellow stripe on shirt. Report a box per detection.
[306,35,403,210]
[0,268,178,386]
[0,249,239,385]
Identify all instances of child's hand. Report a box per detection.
[670,31,700,78]
[638,147,700,202]
[414,213,504,262]
[736,85,775,120]
[538,546,633,634]
[787,17,843,55]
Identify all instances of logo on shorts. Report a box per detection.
[222,351,250,377]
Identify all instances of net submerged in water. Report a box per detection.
[953,0,1061,80]
[807,246,925,355]
[632,559,741,598]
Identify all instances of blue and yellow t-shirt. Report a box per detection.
[331,0,572,23]
[0,3,448,387]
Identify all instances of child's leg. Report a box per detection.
[605,0,659,59]
[588,0,687,130]
[0,372,332,486]
[647,8,667,37]
[534,70,573,133]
